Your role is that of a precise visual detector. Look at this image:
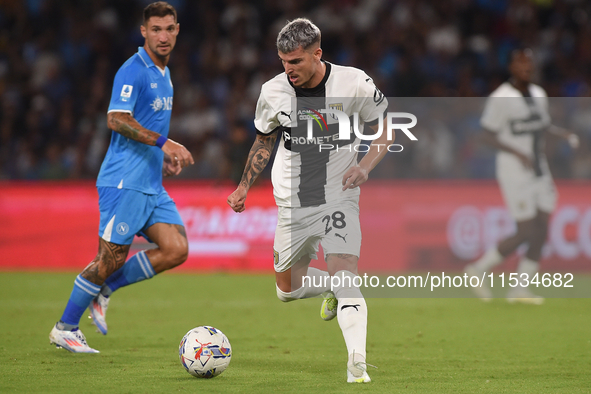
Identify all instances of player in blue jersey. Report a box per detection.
[49,2,194,353]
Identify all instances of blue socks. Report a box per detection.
[60,275,101,327]
[101,251,156,297]
[58,252,156,329]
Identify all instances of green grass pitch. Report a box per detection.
[1,272,590,393]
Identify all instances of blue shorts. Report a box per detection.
[97,187,184,245]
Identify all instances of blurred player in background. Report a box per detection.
[227,18,392,383]
[49,1,194,353]
[465,48,579,304]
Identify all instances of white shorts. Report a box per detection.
[498,175,557,221]
[273,199,362,273]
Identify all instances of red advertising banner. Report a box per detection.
[1,181,589,272]
[360,181,591,273]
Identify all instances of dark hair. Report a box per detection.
[143,1,177,25]
[510,47,533,63]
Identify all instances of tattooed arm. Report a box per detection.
[107,112,194,168]
[238,132,278,189]
[107,112,160,145]
[227,132,278,213]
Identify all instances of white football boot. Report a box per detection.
[506,287,544,305]
[49,325,99,353]
[347,352,372,383]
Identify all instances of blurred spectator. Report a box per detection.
[1,0,590,181]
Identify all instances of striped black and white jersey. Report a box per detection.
[254,62,388,207]
[481,82,552,182]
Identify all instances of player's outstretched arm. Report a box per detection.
[480,129,533,169]
[227,132,278,213]
[548,125,580,149]
[342,118,393,191]
[107,112,194,168]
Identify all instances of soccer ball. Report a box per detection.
[178,326,232,378]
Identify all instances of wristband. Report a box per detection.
[155,135,168,149]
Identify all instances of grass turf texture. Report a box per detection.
[1,272,590,393]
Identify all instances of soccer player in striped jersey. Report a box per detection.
[227,18,393,383]
[465,48,579,304]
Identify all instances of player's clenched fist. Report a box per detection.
[227,186,247,213]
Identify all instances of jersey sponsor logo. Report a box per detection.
[290,132,342,145]
[116,222,129,235]
[151,83,157,88]
[150,96,173,112]
[120,85,133,102]
[328,103,343,120]
[299,107,328,131]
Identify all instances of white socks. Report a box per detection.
[276,267,331,302]
[472,247,503,271]
[275,268,368,361]
[333,270,367,360]
[473,249,540,288]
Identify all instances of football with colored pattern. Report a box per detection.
[179,326,232,378]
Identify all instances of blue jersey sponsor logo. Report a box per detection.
[151,96,173,112]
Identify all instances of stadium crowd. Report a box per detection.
[1,0,590,181]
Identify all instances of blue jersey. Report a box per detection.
[97,47,174,195]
